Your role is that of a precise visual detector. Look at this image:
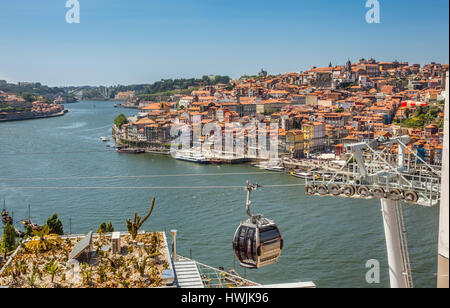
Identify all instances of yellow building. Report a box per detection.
[301,122,326,155]
[301,123,315,155]
[286,129,305,158]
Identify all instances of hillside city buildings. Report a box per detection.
[0,92,65,121]
[114,59,447,166]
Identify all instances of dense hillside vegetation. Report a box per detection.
[0,75,231,101]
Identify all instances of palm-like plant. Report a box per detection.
[25,225,61,252]
[44,259,60,283]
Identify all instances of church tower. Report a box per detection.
[346,59,352,72]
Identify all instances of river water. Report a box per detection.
[0,101,439,288]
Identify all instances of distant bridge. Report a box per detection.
[68,86,112,100]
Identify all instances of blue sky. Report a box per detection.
[0,0,448,86]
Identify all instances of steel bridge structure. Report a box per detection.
[305,135,442,288]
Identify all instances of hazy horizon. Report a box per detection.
[1,0,449,87]
[1,57,449,89]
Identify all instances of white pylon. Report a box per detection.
[381,198,408,288]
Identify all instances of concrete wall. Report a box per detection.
[306,95,318,106]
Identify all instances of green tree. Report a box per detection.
[21,92,36,102]
[46,214,64,235]
[98,221,114,234]
[426,106,442,119]
[42,97,53,104]
[402,117,425,128]
[114,114,128,129]
[2,222,16,257]
[414,105,427,117]
[24,224,34,238]
[404,108,411,118]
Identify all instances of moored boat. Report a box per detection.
[174,152,211,164]
[266,166,285,172]
[1,209,12,224]
[20,219,42,232]
[291,172,313,180]
[14,227,25,238]
[117,148,145,154]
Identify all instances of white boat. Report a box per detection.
[252,161,284,172]
[100,136,111,142]
[175,152,210,164]
[253,164,267,169]
[323,173,333,180]
[265,166,285,172]
[292,172,313,180]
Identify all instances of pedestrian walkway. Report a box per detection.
[173,259,204,288]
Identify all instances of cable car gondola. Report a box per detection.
[232,182,283,269]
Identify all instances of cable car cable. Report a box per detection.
[0,171,279,182]
[0,183,307,190]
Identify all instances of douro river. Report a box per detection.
[0,101,439,287]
